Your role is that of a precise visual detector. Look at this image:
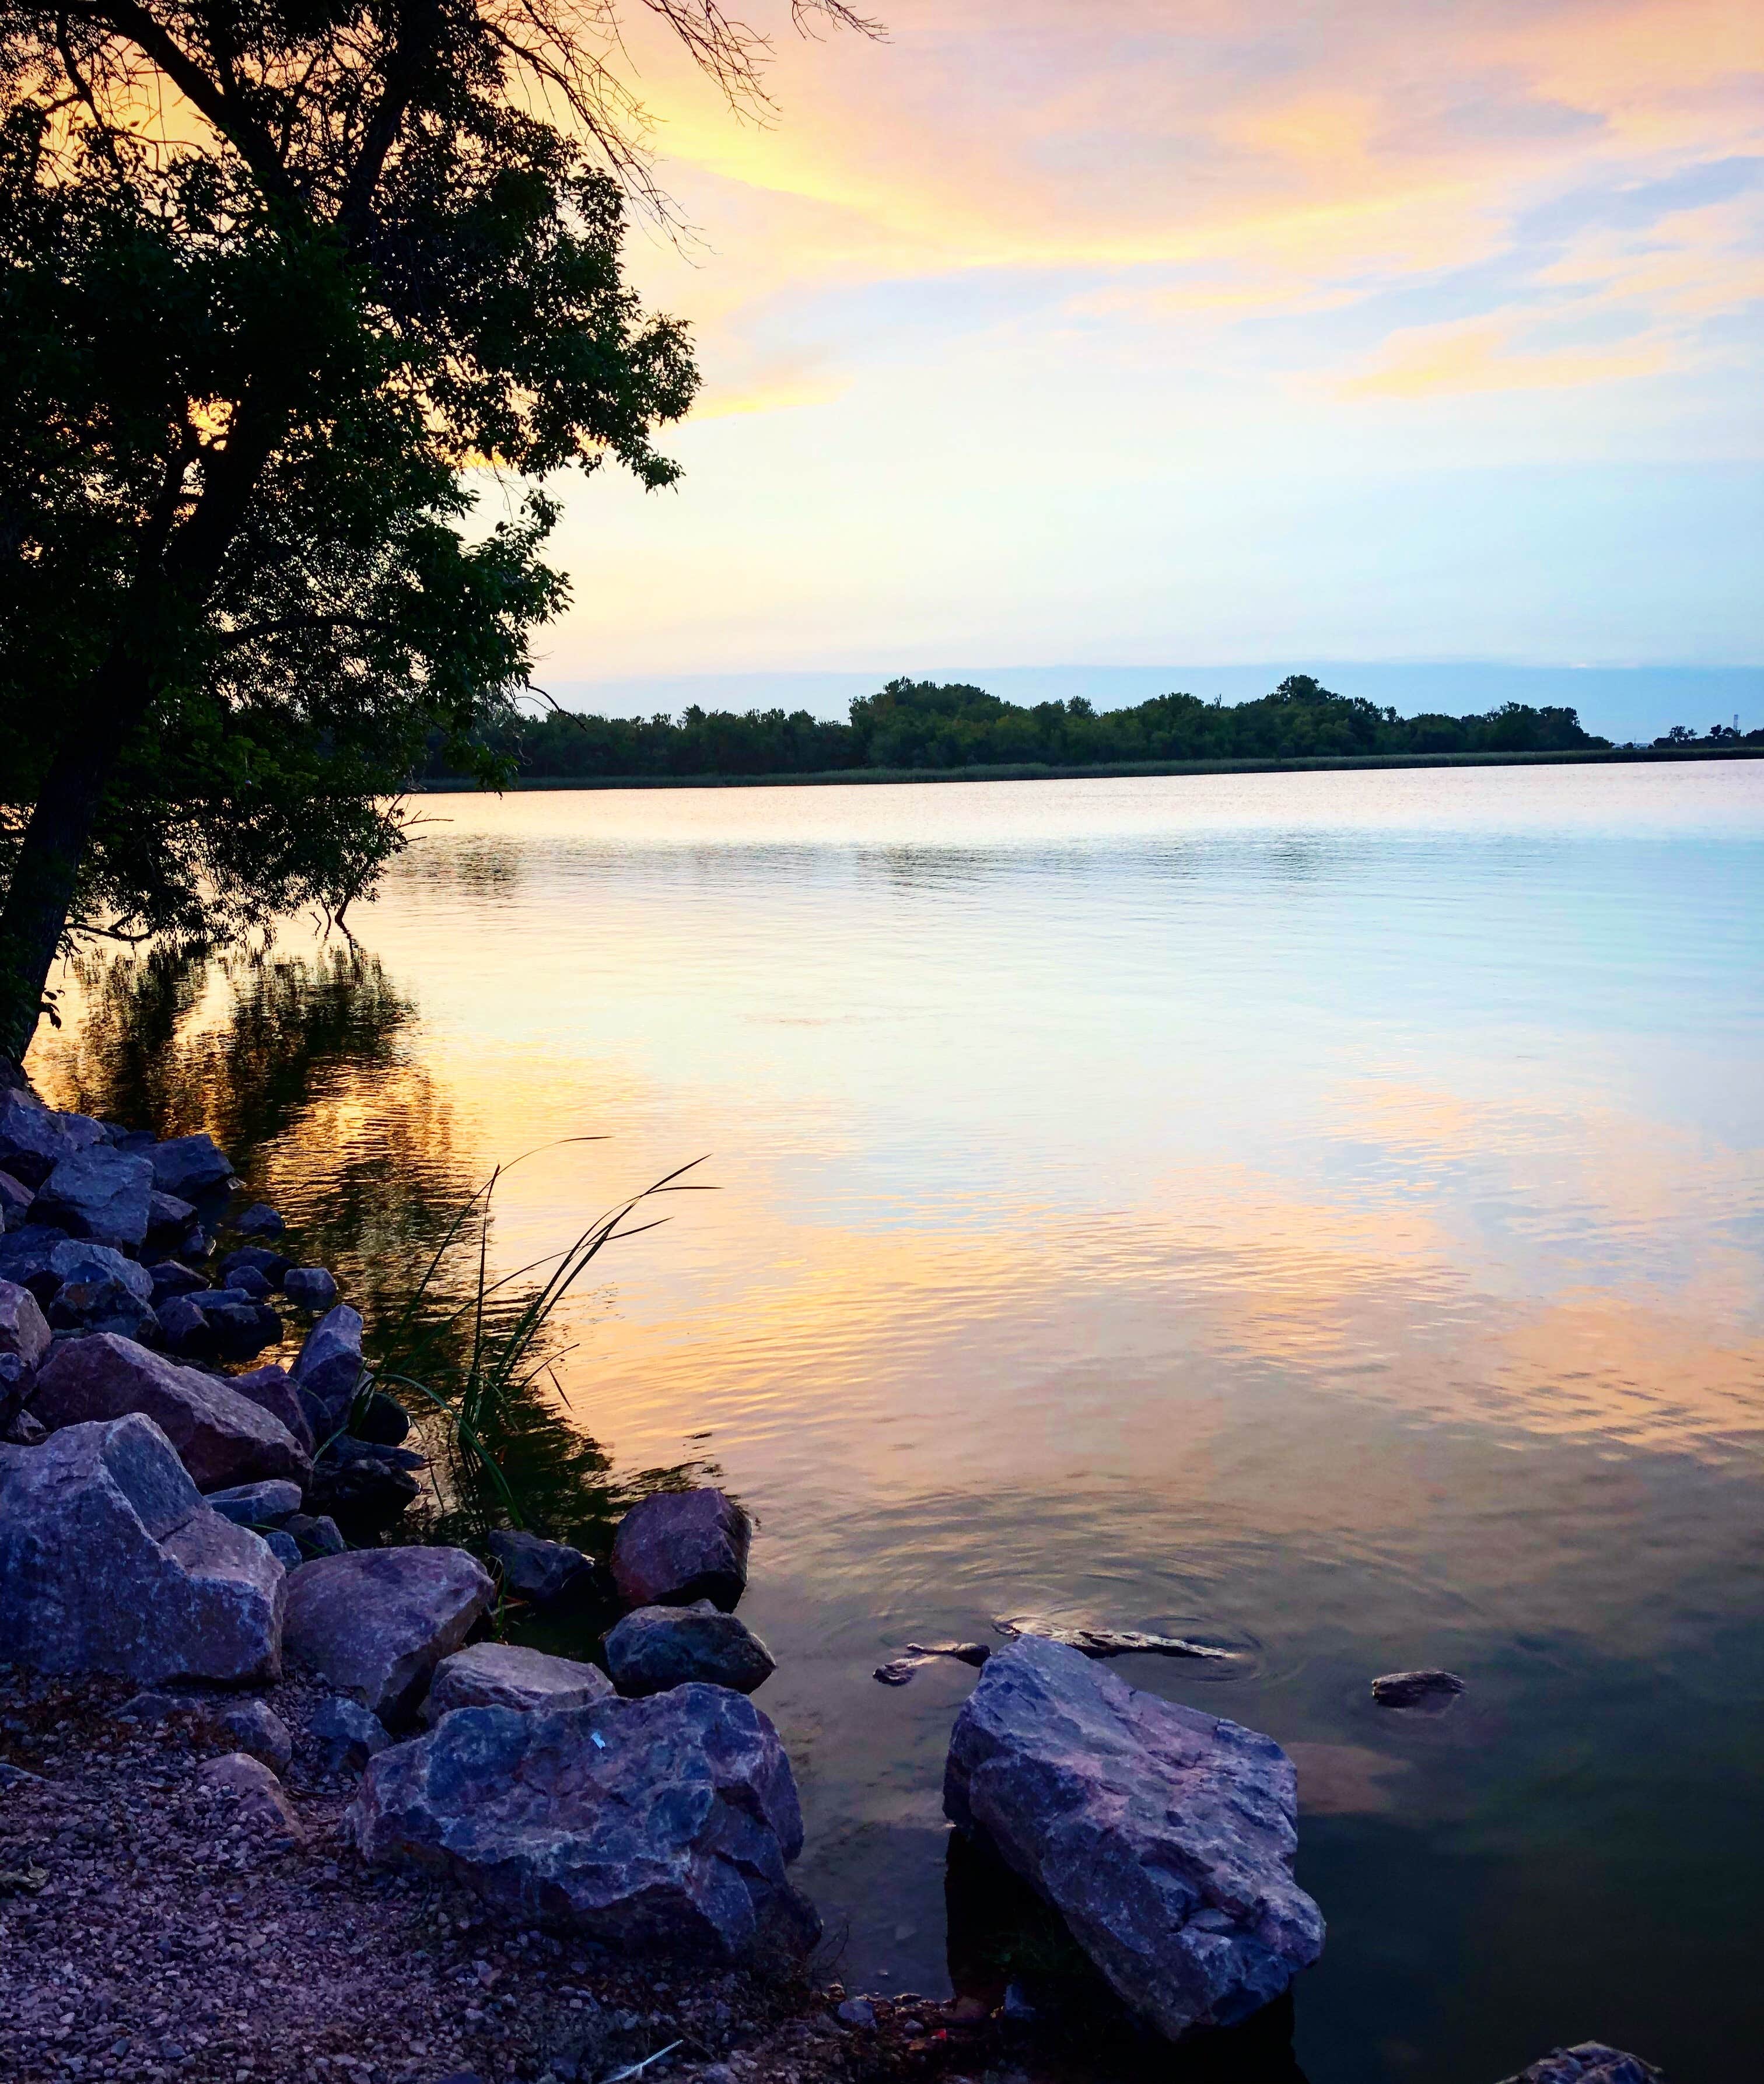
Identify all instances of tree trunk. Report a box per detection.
[0,649,148,1063]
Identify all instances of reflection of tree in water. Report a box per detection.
[31,944,709,1570]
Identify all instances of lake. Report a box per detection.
[32,762,1764,2082]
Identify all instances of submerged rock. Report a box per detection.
[348,1686,818,1963]
[0,1413,285,1685]
[30,1332,312,1491]
[1371,1669,1465,1711]
[604,1599,776,1698]
[282,1546,494,1724]
[422,1641,614,1724]
[873,1640,994,1686]
[1497,2045,1662,2084]
[944,1636,1324,2042]
[234,1203,286,1239]
[610,1487,750,1612]
[283,1265,338,1312]
[993,1616,1234,1662]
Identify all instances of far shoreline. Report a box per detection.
[410,742,1764,794]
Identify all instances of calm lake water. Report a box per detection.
[33,763,1764,2082]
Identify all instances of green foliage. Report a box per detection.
[376,1153,711,1537]
[0,1,828,1045]
[429,672,1614,780]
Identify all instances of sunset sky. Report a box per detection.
[520,0,1763,712]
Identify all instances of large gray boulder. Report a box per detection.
[348,1686,817,1963]
[0,1277,50,1368]
[30,1332,312,1491]
[149,1133,235,1200]
[943,1637,1324,2041]
[610,1487,750,1612]
[604,1599,775,1698]
[1497,2047,1662,2084]
[0,1413,285,1684]
[34,1146,155,1248]
[421,1640,614,1724]
[282,1547,493,1723]
[0,1091,104,1190]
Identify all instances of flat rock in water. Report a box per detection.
[0,1413,285,1685]
[348,1685,818,1964]
[610,1487,750,1612]
[282,1547,494,1724]
[873,1656,926,1686]
[1371,1668,1465,1711]
[604,1599,776,1698]
[283,1265,337,1312]
[872,1640,992,1686]
[422,1640,614,1724]
[30,1332,312,1491]
[908,1640,991,1666]
[994,1616,1233,1662]
[944,1636,1324,2041]
[488,1528,603,1606]
[149,1133,235,1200]
[1497,2044,1662,2084]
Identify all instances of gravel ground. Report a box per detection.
[0,1664,1033,2084]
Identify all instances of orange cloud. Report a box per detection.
[1338,318,1672,397]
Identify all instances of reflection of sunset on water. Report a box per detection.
[30,762,1763,2079]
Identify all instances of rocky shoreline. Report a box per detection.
[0,1081,1665,2084]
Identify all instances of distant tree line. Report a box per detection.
[424,674,1626,782]
[1653,723,1763,748]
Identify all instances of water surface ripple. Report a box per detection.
[36,763,1764,2081]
